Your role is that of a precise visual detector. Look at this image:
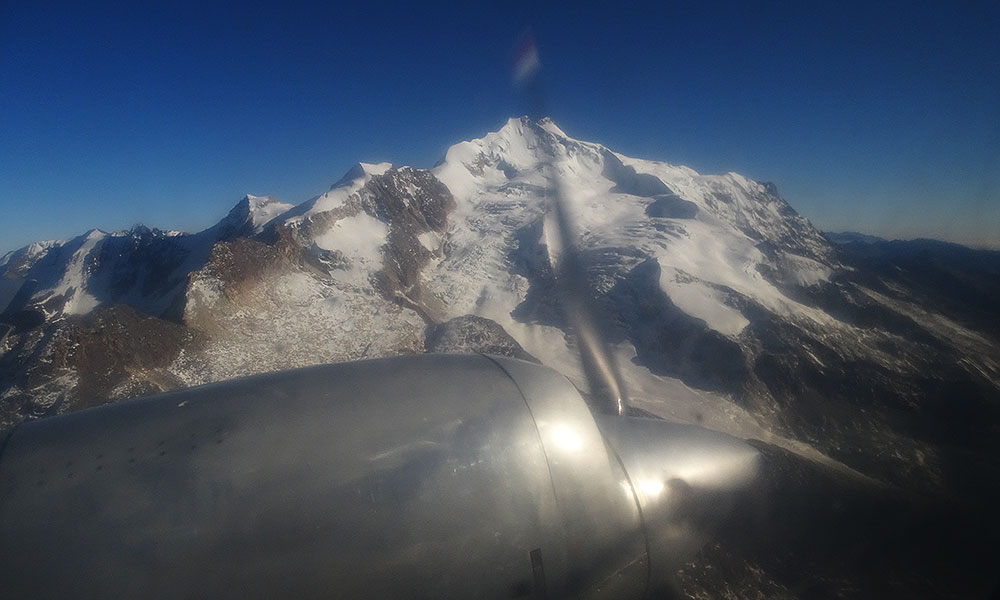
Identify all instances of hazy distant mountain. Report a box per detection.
[2,117,997,598]
[824,230,885,245]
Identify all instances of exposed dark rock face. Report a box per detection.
[0,305,197,429]
[425,315,537,362]
[180,236,298,334]
[0,227,208,324]
[67,306,198,407]
[196,237,290,296]
[361,167,454,234]
[92,226,196,314]
[361,167,455,319]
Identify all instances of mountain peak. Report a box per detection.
[215,194,294,237]
[497,115,567,139]
[537,116,568,138]
[432,116,598,199]
[243,195,293,228]
[331,162,393,190]
[277,162,392,226]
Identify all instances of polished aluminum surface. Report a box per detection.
[597,415,760,591]
[0,354,650,599]
[489,356,647,599]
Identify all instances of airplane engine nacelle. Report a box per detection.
[0,354,757,599]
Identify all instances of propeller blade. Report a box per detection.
[546,174,630,417]
[512,30,631,417]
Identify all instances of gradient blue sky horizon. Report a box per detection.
[2,1,998,255]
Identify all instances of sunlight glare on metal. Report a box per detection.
[637,478,665,498]
[549,424,583,452]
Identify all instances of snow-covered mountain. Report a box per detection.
[2,117,998,597]
[2,116,995,449]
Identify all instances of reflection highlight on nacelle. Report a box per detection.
[597,414,760,591]
[549,424,583,452]
[637,478,665,498]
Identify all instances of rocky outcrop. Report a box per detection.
[425,315,537,362]
[0,305,197,428]
[362,167,455,319]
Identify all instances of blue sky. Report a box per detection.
[2,1,998,254]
